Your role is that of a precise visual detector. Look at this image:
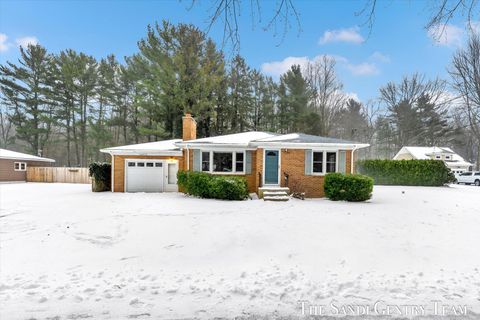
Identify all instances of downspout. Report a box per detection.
[110,152,115,192]
[351,146,358,174]
[186,145,190,171]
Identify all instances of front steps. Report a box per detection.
[259,186,290,201]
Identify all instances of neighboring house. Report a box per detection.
[393,146,473,174]
[100,113,369,197]
[0,149,55,182]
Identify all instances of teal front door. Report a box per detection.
[264,150,279,185]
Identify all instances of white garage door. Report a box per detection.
[126,160,164,192]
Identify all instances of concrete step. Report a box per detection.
[263,195,290,201]
[263,191,288,197]
[259,187,290,192]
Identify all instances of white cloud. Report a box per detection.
[370,51,390,63]
[260,56,310,78]
[319,26,364,45]
[345,62,379,76]
[428,24,464,47]
[0,33,11,52]
[345,92,360,102]
[15,36,38,48]
[261,54,380,78]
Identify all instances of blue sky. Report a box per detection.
[0,0,472,102]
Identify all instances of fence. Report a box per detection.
[26,167,91,184]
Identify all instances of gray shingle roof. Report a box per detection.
[253,133,363,144]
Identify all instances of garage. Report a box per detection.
[125,160,165,192]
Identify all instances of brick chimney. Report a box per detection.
[182,113,197,141]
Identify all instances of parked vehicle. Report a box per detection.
[456,171,480,186]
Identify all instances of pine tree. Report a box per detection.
[0,44,54,155]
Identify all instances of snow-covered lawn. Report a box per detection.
[1,183,479,319]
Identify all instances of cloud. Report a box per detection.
[370,51,390,63]
[345,92,360,102]
[428,24,464,47]
[0,33,11,52]
[261,54,380,78]
[345,62,379,76]
[319,26,364,45]
[260,56,310,78]
[15,36,38,48]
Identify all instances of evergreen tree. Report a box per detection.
[0,44,54,155]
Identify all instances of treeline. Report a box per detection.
[0,20,477,167]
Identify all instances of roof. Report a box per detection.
[100,139,182,155]
[0,148,55,162]
[394,146,473,166]
[253,133,362,144]
[177,132,277,147]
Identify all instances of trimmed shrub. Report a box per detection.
[356,159,455,186]
[324,173,373,202]
[177,171,249,200]
[89,162,111,192]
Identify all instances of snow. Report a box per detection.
[1,183,480,319]
[178,131,276,146]
[100,139,182,153]
[0,148,55,162]
[395,146,472,166]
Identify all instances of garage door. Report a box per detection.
[126,160,164,192]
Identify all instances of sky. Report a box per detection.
[0,0,475,102]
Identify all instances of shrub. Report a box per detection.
[177,171,248,200]
[324,173,373,202]
[356,159,455,186]
[89,162,111,192]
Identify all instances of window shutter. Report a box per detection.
[193,149,200,172]
[304,150,312,175]
[246,150,252,174]
[338,150,346,173]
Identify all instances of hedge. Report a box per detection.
[356,159,455,186]
[89,162,111,192]
[324,173,373,202]
[177,171,249,200]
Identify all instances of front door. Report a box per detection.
[264,150,279,185]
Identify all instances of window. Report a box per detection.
[128,162,136,167]
[200,151,245,174]
[312,152,323,173]
[201,152,210,172]
[137,162,145,167]
[213,152,233,173]
[155,162,162,167]
[460,172,472,176]
[445,155,451,159]
[326,152,336,172]
[435,155,441,159]
[475,172,480,176]
[168,163,176,184]
[235,152,244,172]
[14,162,26,171]
[146,162,154,167]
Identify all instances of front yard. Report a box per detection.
[1,183,479,319]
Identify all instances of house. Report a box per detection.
[393,146,473,174]
[100,113,369,198]
[0,148,55,182]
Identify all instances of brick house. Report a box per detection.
[101,113,369,198]
[0,149,55,182]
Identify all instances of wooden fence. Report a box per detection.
[27,167,91,184]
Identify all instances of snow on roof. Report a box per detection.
[100,139,182,154]
[395,146,472,165]
[0,148,55,162]
[178,132,277,146]
[254,133,362,144]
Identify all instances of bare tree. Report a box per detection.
[187,0,301,51]
[0,103,14,148]
[379,73,448,109]
[450,32,480,169]
[304,56,345,136]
